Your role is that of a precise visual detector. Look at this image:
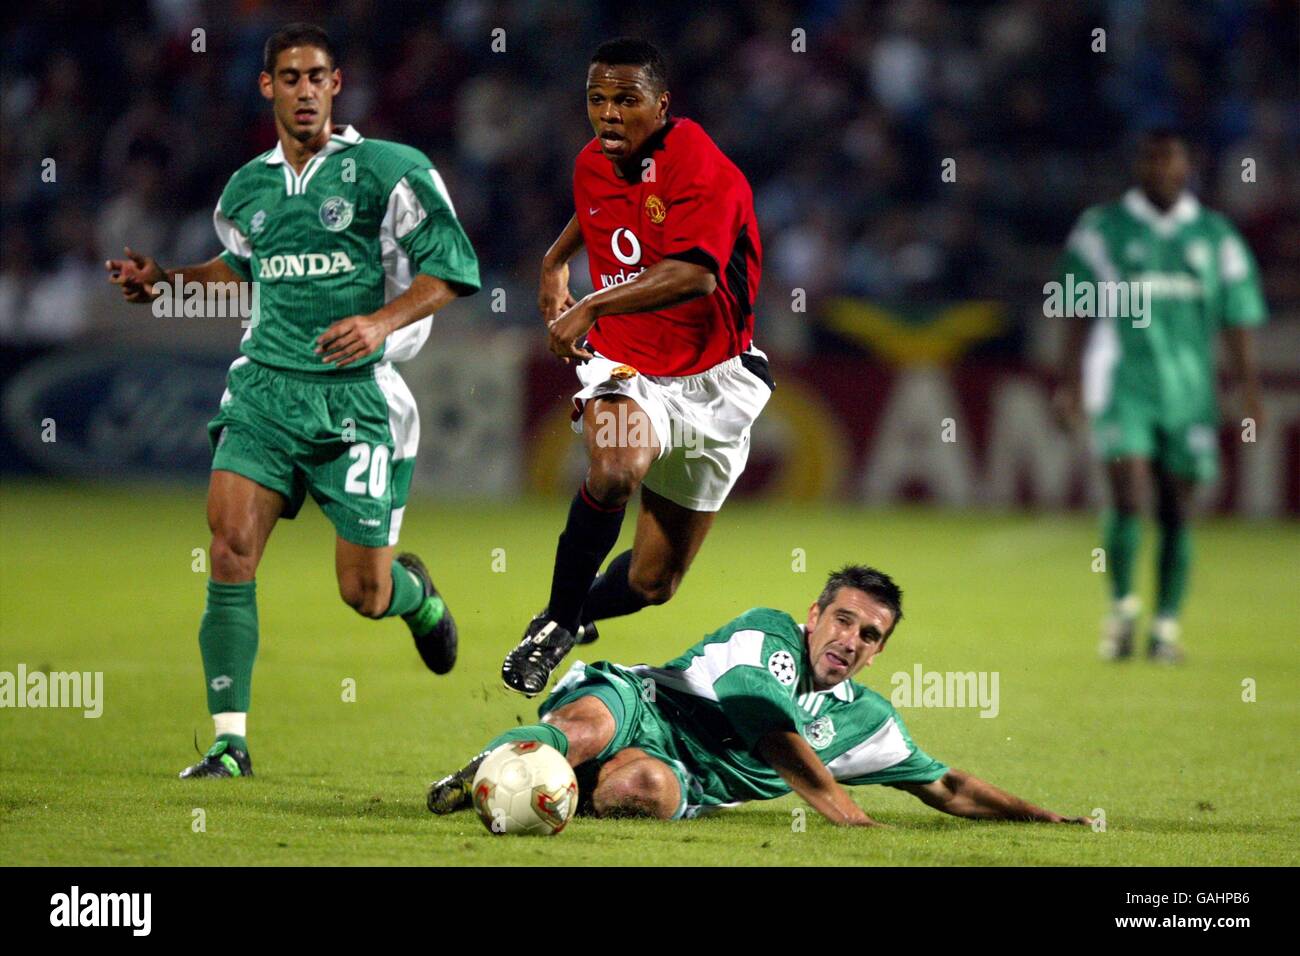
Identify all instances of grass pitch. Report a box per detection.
[1,481,1297,866]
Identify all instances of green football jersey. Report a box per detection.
[1058,189,1266,424]
[633,607,947,806]
[212,125,481,374]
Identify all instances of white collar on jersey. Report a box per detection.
[263,124,364,166]
[1123,187,1200,237]
[797,624,857,702]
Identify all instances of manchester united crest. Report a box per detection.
[610,364,639,380]
[644,194,666,224]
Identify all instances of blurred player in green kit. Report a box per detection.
[1054,130,1266,663]
[106,24,481,775]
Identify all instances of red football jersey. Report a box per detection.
[573,117,762,376]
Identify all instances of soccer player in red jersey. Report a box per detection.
[502,38,773,697]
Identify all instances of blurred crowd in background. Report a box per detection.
[2,0,1298,355]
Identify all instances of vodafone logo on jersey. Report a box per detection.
[601,228,645,288]
[611,228,641,265]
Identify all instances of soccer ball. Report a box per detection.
[471,741,577,836]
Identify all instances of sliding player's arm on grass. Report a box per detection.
[317,166,481,367]
[1216,222,1268,429]
[890,769,1092,824]
[757,730,884,827]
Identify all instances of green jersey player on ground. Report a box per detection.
[429,566,1092,825]
[105,24,481,778]
[1053,129,1266,664]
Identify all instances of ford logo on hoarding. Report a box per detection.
[2,350,228,477]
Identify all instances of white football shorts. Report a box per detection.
[570,345,774,512]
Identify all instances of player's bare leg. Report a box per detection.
[627,486,715,603]
[1149,464,1195,662]
[208,469,284,583]
[335,539,395,618]
[335,537,459,674]
[575,484,715,650]
[428,694,616,813]
[1099,456,1150,660]
[591,747,682,819]
[540,694,619,764]
[501,395,658,696]
[181,469,283,778]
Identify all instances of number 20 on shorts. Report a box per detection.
[344,443,389,498]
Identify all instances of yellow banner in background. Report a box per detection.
[822,300,1007,366]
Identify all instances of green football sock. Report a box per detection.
[215,733,248,753]
[1103,510,1141,601]
[199,580,258,715]
[384,561,425,618]
[485,724,570,757]
[1156,521,1192,618]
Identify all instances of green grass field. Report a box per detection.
[2,481,1297,866]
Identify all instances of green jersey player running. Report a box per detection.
[429,566,1091,826]
[105,24,481,778]
[1053,129,1267,664]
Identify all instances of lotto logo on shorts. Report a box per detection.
[609,365,638,381]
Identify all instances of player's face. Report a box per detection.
[259,45,340,143]
[586,63,669,164]
[1136,136,1190,210]
[804,588,895,691]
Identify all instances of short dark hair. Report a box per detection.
[816,565,904,635]
[264,23,337,75]
[590,37,668,93]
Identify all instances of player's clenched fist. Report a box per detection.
[547,299,596,362]
[105,247,165,303]
[315,314,390,367]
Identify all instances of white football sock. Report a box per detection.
[1151,616,1181,643]
[1113,594,1141,620]
[213,711,247,740]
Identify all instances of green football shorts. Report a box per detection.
[539,660,706,820]
[1092,397,1219,483]
[208,357,419,548]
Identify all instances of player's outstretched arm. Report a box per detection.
[757,730,887,828]
[316,273,460,367]
[547,258,716,361]
[104,249,242,303]
[539,214,584,323]
[893,768,1092,825]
